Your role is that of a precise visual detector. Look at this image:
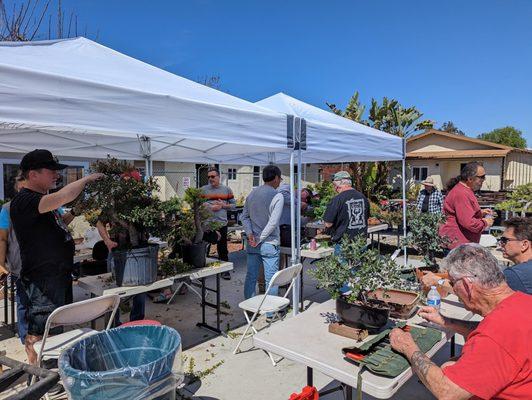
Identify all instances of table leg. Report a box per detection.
[344,384,353,400]
[9,278,15,332]
[90,293,97,330]
[196,275,225,335]
[216,274,221,331]
[201,278,206,325]
[299,268,304,312]
[307,366,313,387]
[3,278,8,327]
[450,335,455,357]
[377,233,381,252]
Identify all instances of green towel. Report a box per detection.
[352,325,442,378]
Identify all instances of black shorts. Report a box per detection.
[20,273,73,336]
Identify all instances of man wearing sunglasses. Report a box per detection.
[440,162,494,250]
[390,244,532,399]
[201,167,236,280]
[499,217,532,294]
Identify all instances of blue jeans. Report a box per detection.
[15,278,28,344]
[244,242,280,299]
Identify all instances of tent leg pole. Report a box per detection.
[296,147,303,311]
[402,139,407,267]
[290,151,298,316]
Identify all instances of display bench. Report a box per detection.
[77,259,233,335]
[254,295,473,399]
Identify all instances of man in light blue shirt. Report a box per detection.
[241,165,284,300]
[500,217,532,295]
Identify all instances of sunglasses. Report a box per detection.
[449,275,473,288]
[497,236,522,245]
[475,175,486,180]
[208,175,218,179]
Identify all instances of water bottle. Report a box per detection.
[427,286,441,310]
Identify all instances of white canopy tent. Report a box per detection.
[0,38,406,315]
[253,93,407,314]
[0,37,290,172]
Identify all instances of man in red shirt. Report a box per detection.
[439,162,494,249]
[390,244,532,399]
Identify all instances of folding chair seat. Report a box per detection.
[31,294,121,391]
[233,263,302,366]
[238,295,290,314]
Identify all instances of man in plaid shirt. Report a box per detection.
[415,177,444,214]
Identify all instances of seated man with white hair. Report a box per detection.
[390,244,532,400]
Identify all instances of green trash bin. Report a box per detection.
[59,325,183,400]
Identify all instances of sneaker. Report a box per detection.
[220,271,231,280]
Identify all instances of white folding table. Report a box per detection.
[254,296,473,399]
[77,260,233,334]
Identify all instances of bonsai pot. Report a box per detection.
[336,296,390,333]
[182,242,207,269]
[109,244,159,287]
[367,288,420,319]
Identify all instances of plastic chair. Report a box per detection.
[33,294,120,374]
[233,263,302,366]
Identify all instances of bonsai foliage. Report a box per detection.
[307,181,336,220]
[495,183,532,215]
[76,158,162,249]
[310,235,403,304]
[402,209,450,267]
[160,188,221,247]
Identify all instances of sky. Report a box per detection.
[36,0,532,145]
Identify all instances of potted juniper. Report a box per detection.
[77,158,163,286]
[160,188,222,270]
[310,235,404,331]
[402,208,450,271]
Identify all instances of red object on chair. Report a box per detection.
[289,386,319,400]
[120,320,162,327]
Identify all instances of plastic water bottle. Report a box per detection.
[427,286,441,310]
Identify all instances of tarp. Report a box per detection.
[0,37,288,162]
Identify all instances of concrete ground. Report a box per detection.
[0,237,467,400]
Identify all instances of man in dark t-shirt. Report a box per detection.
[10,149,102,364]
[323,171,369,251]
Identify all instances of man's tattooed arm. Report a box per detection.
[410,351,436,386]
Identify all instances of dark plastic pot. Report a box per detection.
[336,296,390,332]
[109,244,159,287]
[182,242,207,269]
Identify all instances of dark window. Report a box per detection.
[412,167,428,182]
[2,164,19,201]
[252,166,261,187]
[228,168,237,180]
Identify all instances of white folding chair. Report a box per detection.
[233,263,302,366]
[33,294,120,373]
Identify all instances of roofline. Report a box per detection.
[407,129,514,150]
[407,149,511,160]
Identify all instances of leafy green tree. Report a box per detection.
[326,91,433,200]
[439,121,465,135]
[478,126,527,149]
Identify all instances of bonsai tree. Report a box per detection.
[76,158,163,249]
[307,181,336,220]
[310,235,403,304]
[402,208,450,268]
[495,183,532,217]
[160,188,221,248]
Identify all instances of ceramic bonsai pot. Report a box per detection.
[336,296,390,332]
[367,288,420,319]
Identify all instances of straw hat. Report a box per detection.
[421,176,435,187]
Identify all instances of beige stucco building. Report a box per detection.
[403,130,532,191]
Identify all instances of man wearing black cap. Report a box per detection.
[10,149,103,364]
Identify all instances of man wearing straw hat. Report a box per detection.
[415,176,444,214]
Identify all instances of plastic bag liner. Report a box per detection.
[59,325,183,400]
[109,244,159,287]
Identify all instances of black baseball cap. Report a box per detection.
[20,149,68,172]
